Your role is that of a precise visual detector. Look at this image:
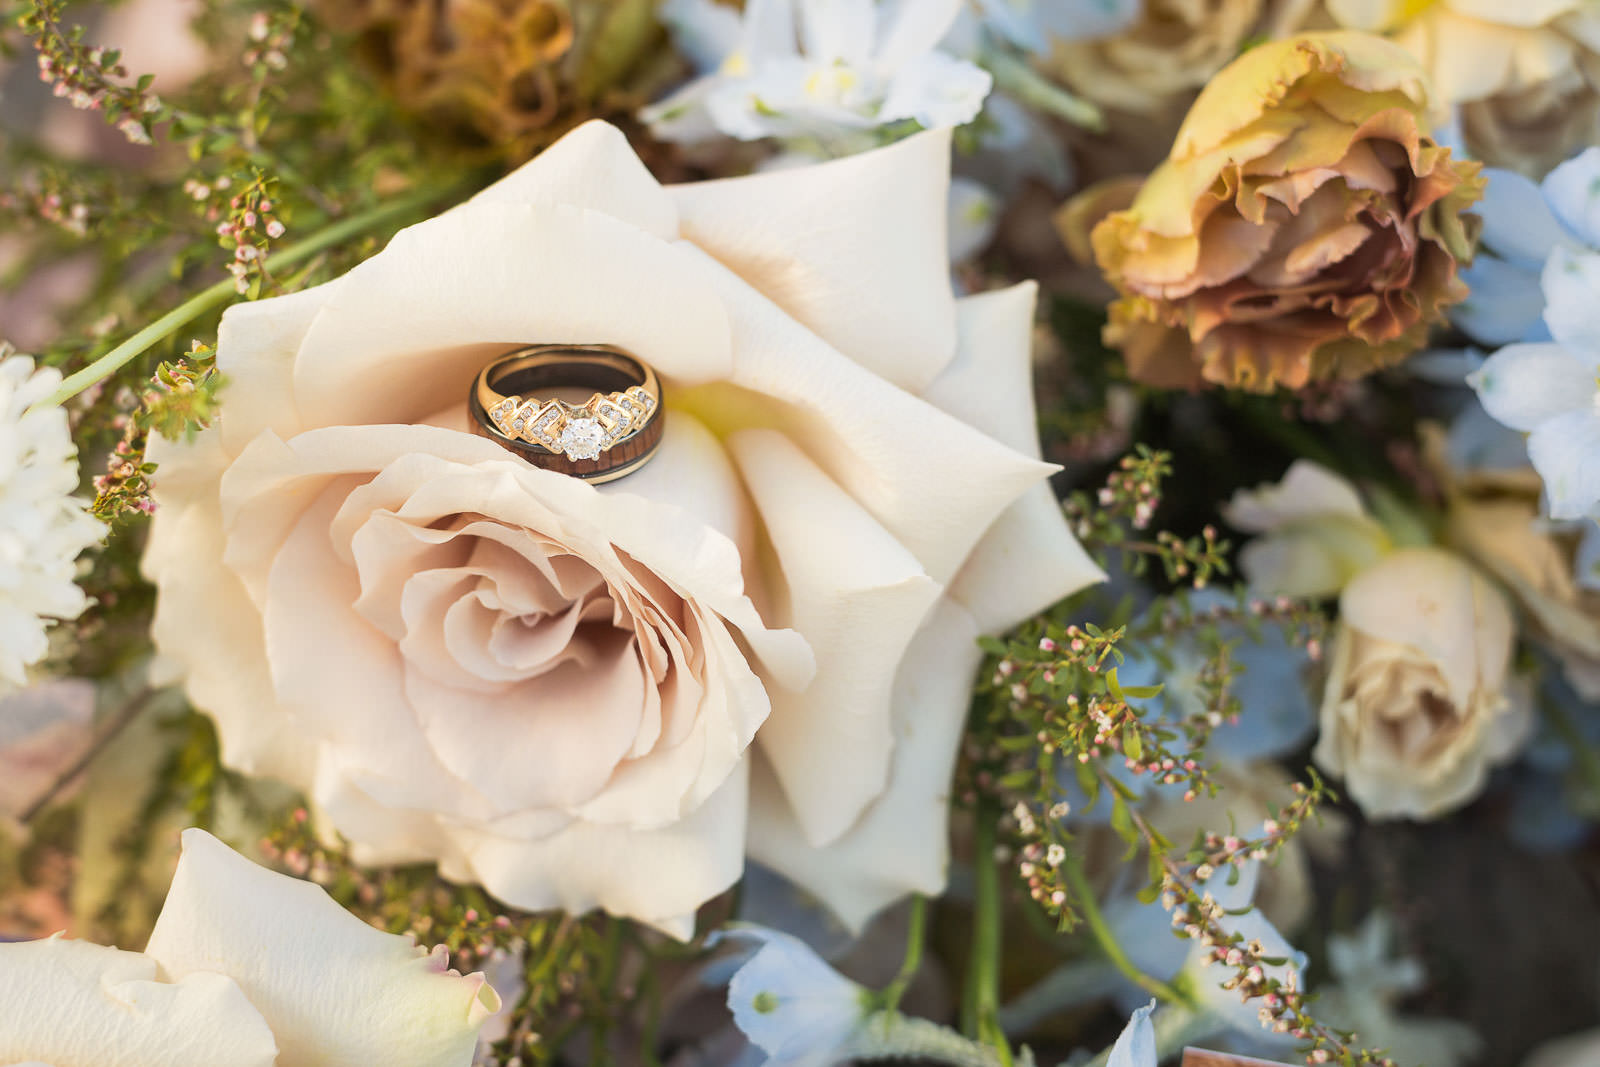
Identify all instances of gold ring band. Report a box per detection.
[469,345,664,483]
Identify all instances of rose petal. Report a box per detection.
[1445,0,1583,26]
[454,757,754,938]
[142,429,314,781]
[1469,341,1593,432]
[1338,548,1514,710]
[680,247,1055,585]
[286,202,734,432]
[146,829,499,1065]
[729,427,941,848]
[465,120,679,240]
[923,284,1103,630]
[747,598,982,932]
[668,128,958,392]
[0,937,278,1067]
[215,282,332,451]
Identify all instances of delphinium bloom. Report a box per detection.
[642,0,992,148]
[1470,148,1600,521]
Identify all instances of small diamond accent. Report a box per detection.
[558,417,608,460]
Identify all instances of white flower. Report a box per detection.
[721,926,870,1066]
[1317,547,1527,819]
[1453,149,1600,520]
[0,353,104,690]
[1226,463,1528,819]
[1223,461,1392,599]
[142,122,1101,936]
[0,828,499,1065]
[644,0,992,145]
[1107,1000,1157,1067]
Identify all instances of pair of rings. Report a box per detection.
[469,344,664,484]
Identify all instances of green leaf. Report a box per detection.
[1122,725,1142,764]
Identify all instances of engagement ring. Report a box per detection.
[470,344,664,483]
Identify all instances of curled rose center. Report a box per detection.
[348,507,705,813]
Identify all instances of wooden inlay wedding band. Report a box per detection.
[469,344,664,484]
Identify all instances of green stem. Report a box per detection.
[982,48,1105,132]
[843,1012,1028,1067]
[964,804,1014,1065]
[31,183,461,410]
[878,895,928,1014]
[1056,847,1190,1006]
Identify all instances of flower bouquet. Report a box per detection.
[1,1,1598,1065]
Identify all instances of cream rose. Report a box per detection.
[143,121,1101,935]
[0,828,498,1066]
[1318,0,1600,174]
[1228,463,1527,818]
[1316,547,1525,819]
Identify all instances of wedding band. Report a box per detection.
[469,345,664,483]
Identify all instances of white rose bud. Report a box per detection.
[1315,547,1527,819]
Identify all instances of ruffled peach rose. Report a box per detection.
[1319,0,1600,176]
[1084,32,1483,392]
[143,122,1101,935]
[1316,547,1525,819]
[0,829,497,1066]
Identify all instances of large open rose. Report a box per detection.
[143,122,1100,934]
[0,829,497,1065]
[1084,32,1483,392]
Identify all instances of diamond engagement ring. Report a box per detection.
[469,345,664,483]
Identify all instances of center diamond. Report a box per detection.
[557,417,608,461]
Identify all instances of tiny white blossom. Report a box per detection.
[643,0,992,146]
[0,354,104,691]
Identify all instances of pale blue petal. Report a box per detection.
[1033,0,1143,41]
[722,926,867,1066]
[971,0,1046,51]
[1541,248,1600,365]
[1107,1000,1158,1067]
[1542,147,1600,248]
[1447,401,1531,473]
[1528,407,1600,520]
[878,50,993,128]
[659,0,743,72]
[1477,167,1572,269]
[1468,342,1592,432]
[1453,256,1547,346]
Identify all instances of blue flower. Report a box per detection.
[718,926,870,1066]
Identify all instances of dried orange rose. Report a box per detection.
[1076,32,1483,392]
